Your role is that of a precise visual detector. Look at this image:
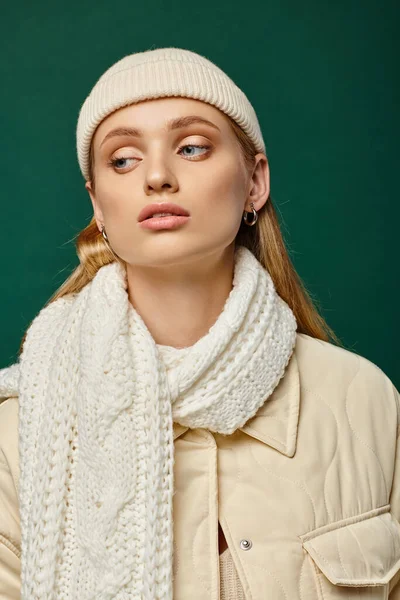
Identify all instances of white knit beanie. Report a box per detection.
[76,46,266,181]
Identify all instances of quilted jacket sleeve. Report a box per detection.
[389,382,400,598]
[0,397,21,599]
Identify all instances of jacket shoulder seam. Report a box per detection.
[392,383,400,438]
[355,354,399,437]
[0,445,19,495]
[0,533,20,559]
[0,445,7,467]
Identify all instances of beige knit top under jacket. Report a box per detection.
[219,547,246,599]
[157,343,246,599]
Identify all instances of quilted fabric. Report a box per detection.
[1,333,400,599]
[171,333,400,598]
[300,508,400,586]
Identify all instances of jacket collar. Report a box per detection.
[173,350,300,457]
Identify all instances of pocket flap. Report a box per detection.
[299,506,400,587]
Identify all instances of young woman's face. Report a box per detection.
[86,96,264,267]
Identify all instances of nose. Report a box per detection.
[143,152,179,194]
[147,181,173,192]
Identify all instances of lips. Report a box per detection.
[138,202,190,223]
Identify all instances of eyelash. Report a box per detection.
[107,144,211,170]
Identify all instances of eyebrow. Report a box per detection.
[99,115,221,148]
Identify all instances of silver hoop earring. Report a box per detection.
[101,225,108,241]
[243,202,258,226]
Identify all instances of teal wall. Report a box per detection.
[1,1,398,387]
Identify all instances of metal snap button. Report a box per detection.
[240,539,252,551]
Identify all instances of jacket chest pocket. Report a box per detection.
[299,506,400,599]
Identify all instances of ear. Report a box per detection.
[244,154,270,212]
[85,181,105,233]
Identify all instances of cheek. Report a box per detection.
[192,161,246,233]
[95,180,136,220]
[196,156,247,206]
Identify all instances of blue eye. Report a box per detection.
[178,144,211,158]
[108,157,135,169]
[107,144,211,171]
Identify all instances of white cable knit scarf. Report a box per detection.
[0,245,297,599]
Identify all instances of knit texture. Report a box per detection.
[219,548,246,600]
[0,245,297,599]
[76,47,266,181]
[157,344,246,599]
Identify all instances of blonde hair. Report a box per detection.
[18,115,343,355]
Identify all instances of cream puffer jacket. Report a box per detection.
[1,332,400,599]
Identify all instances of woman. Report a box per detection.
[0,47,399,600]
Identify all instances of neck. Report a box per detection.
[125,243,236,348]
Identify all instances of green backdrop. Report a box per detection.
[1,1,399,388]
